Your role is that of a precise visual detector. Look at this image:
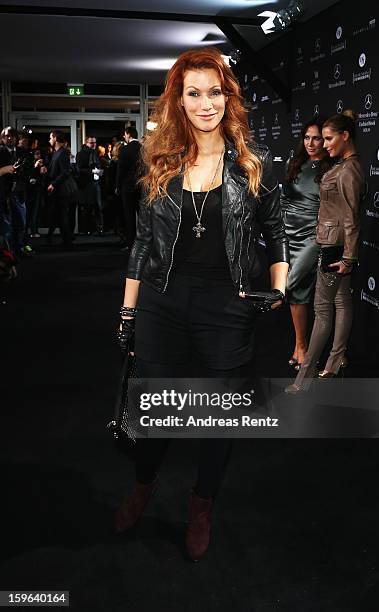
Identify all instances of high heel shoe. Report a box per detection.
[318,358,348,379]
[285,383,303,395]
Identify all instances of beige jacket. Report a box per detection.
[317,155,365,261]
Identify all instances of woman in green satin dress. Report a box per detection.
[281,117,334,369]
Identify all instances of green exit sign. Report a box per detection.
[67,85,84,96]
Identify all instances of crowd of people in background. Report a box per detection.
[0,124,141,300]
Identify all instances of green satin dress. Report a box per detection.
[281,159,321,304]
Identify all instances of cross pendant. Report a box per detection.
[193,222,206,238]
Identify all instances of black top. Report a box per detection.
[173,185,231,280]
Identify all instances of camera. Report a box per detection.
[13,157,27,174]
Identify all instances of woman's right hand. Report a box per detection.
[116,317,135,354]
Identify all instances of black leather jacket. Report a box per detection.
[127,143,289,294]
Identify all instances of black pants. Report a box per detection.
[47,195,72,244]
[132,275,256,498]
[121,189,139,248]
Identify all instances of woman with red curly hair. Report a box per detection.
[115,47,289,560]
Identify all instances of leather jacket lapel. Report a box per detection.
[166,172,184,208]
[222,148,248,235]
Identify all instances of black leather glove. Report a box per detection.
[244,289,285,312]
[117,317,135,354]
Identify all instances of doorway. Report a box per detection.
[10,111,142,155]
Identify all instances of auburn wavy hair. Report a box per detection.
[140,47,262,202]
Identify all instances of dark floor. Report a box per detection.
[0,238,378,612]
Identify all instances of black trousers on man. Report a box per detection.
[47,194,72,245]
[121,189,140,248]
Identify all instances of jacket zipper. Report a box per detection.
[163,193,182,293]
[238,195,245,292]
[246,224,252,267]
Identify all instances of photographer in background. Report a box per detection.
[0,127,35,258]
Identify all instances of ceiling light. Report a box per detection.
[228,50,242,66]
[124,58,177,71]
[259,1,305,34]
[222,55,233,66]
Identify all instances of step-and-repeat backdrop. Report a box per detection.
[239,0,378,358]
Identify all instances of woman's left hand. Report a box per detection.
[328,260,353,275]
[239,289,285,311]
[270,289,285,309]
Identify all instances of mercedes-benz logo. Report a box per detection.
[368,277,376,291]
[336,26,342,40]
[274,113,279,125]
[315,38,321,52]
[374,192,379,209]
[359,53,366,68]
[334,64,341,80]
[365,94,373,110]
[314,105,320,116]
[336,100,343,113]
[295,108,300,121]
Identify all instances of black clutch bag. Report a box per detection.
[320,246,344,273]
[107,353,140,442]
[243,289,285,311]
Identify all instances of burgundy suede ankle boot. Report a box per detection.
[185,489,213,561]
[114,478,158,533]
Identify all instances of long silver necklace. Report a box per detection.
[187,147,224,239]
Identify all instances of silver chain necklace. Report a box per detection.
[187,147,224,239]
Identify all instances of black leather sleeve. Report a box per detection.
[126,194,153,279]
[257,147,290,266]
